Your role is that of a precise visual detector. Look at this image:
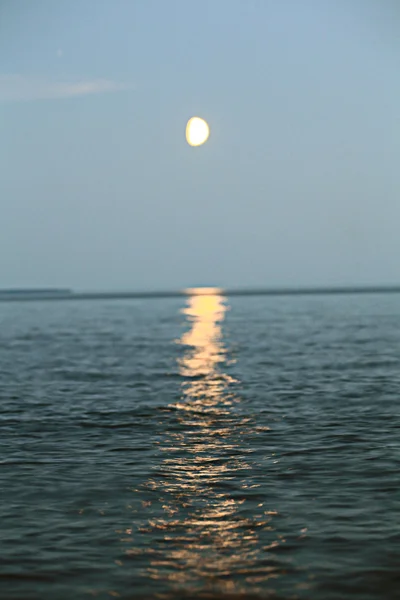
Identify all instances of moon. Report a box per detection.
[186,117,210,147]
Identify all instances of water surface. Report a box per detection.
[1,292,399,599]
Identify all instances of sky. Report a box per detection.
[1,0,399,291]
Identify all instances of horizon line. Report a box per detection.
[2,284,400,302]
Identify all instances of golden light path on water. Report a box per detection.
[123,288,286,597]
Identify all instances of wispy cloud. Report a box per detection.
[0,75,132,102]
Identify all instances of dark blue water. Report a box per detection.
[1,292,399,599]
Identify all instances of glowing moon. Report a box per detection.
[186,117,210,147]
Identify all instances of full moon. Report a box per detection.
[186,117,210,147]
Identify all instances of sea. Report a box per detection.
[1,290,399,600]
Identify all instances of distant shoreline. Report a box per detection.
[2,286,400,302]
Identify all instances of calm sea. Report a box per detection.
[1,291,399,600]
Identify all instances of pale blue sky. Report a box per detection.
[1,0,399,290]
